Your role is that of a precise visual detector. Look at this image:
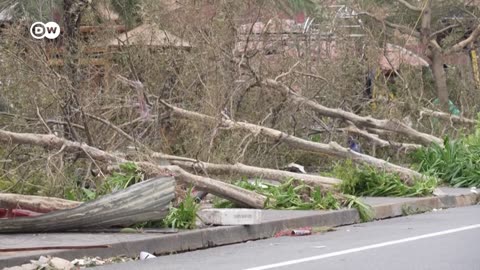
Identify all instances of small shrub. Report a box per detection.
[163,187,200,229]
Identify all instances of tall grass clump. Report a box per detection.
[331,160,437,197]
[412,135,480,188]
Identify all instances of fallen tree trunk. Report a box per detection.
[0,193,82,213]
[0,129,268,209]
[420,109,477,126]
[160,101,424,182]
[0,177,175,233]
[151,153,340,188]
[262,79,442,146]
[135,163,268,208]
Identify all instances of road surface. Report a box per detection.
[95,205,480,270]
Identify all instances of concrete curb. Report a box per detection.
[1,191,478,268]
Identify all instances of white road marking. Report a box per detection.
[242,224,480,270]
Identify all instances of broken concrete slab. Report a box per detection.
[198,209,263,225]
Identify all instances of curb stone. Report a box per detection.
[1,191,478,268]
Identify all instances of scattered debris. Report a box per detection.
[71,256,133,267]
[291,229,312,236]
[274,227,312,237]
[282,163,307,174]
[4,256,74,270]
[139,251,157,260]
[5,255,136,269]
[49,257,74,270]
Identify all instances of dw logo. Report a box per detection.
[30,22,60,40]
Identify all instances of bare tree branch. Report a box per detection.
[448,24,480,53]
[396,0,422,12]
[160,101,424,183]
[420,109,477,125]
[261,79,442,146]
[358,12,421,38]
[342,125,422,152]
[151,154,341,188]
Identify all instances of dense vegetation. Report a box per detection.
[1,0,480,229]
[412,122,480,188]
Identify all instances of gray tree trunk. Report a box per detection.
[431,49,449,110]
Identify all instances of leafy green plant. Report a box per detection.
[100,162,144,194]
[331,160,437,197]
[343,194,375,222]
[214,178,374,222]
[412,134,480,188]
[163,187,200,229]
[64,162,144,201]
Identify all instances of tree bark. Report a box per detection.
[62,0,93,143]
[161,102,424,183]
[151,154,341,187]
[262,79,442,146]
[431,49,449,111]
[420,109,476,125]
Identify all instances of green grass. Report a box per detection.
[214,178,374,222]
[330,160,437,197]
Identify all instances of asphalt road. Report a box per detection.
[95,205,480,270]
